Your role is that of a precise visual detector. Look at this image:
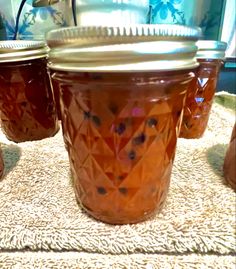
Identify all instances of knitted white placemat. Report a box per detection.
[0,252,235,269]
[0,99,235,268]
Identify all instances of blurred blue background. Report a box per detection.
[0,0,235,92]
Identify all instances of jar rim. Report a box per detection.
[0,40,48,63]
[197,40,227,51]
[46,25,201,72]
[47,24,201,48]
[196,40,227,60]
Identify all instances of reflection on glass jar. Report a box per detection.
[0,41,59,143]
[180,40,227,139]
[47,25,200,224]
[49,69,62,120]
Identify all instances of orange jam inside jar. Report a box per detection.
[47,25,200,224]
[0,41,59,143]
[180,41,227,139]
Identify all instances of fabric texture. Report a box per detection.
[0,253,235,269]
[0,94,235,268]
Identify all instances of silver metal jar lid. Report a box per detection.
[196,40,227,60]
[0,41,48,63]
[46,25,201,72]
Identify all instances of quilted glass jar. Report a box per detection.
[180,41,227,139]
[0,41,59,143]
[47,25,200,224]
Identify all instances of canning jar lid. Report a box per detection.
[0,41,48,63]
[46,24,201,72]
[197,40,227,60]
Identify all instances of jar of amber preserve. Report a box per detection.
[0,41,59,143]
[47,25,200,224]
[180,40,227,139]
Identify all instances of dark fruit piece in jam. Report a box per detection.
[84,111,91,119]
[119,188,127,195]
[97,187,107,195]
[147,118,158,127]
[176,110,182,116]
[92,115,101,127]
[133,133,146,145]
[128,150,136,160]
[117,175,125,180]
[115,123,126,135]
[109,103,118,114]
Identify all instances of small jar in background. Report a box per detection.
[47,25,200,224]
[0,41,59,143]
[179,41,227,139]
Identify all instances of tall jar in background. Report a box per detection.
[0,41,59,143]
[47,25,200,224]
[180,40,227,139]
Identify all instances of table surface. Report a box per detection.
[0,93,235,269]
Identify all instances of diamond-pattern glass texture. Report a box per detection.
[0,58,59,142]
[52,71,193,224]
[180,59,222,139]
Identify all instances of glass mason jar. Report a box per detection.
[179,40,227,139]
[73,0,149,26]
[0,41,59,143]
[47,25,200,224]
